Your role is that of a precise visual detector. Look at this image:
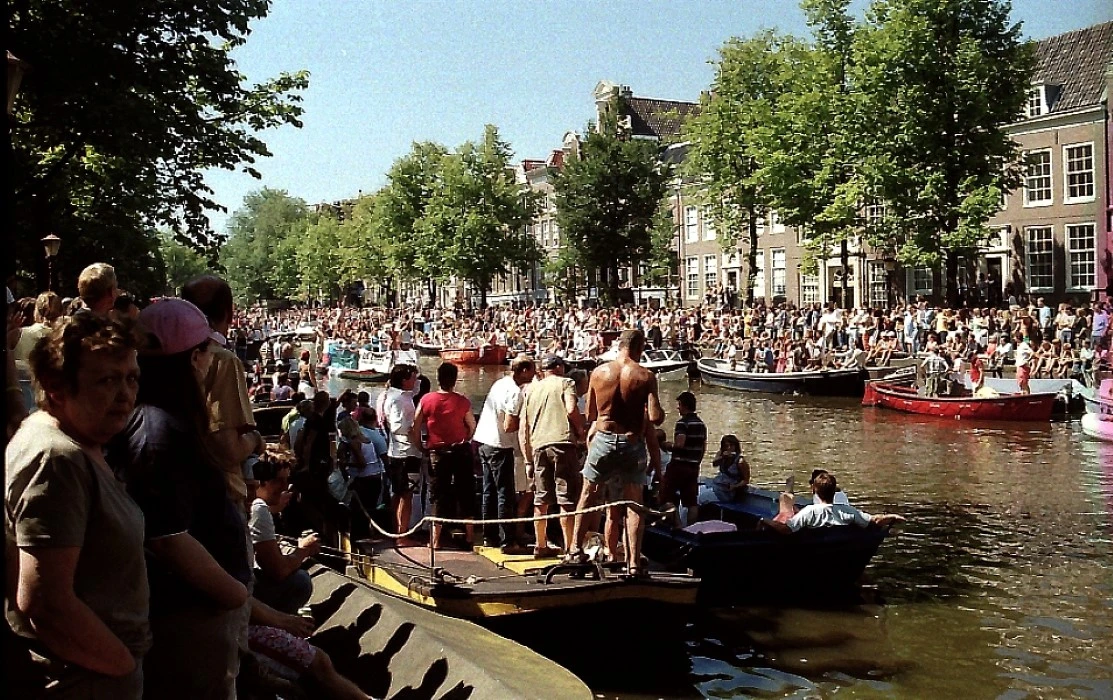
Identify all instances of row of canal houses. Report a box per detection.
[485,21,1113,309]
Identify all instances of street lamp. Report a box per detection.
[41,234,61,291]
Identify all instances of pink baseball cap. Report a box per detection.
[138,298,226,355]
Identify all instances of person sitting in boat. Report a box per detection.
[707,434,750,503]
[764,472,904,534]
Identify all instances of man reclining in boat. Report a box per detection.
[763,471,904,534]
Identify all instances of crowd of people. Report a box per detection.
[6,261,1107,699]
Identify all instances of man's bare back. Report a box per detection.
[588,357,663,436]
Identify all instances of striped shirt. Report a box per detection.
[671,413,707,471]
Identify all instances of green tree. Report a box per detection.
[295,215,342,301]
[683,31,796,304]
[157,231,211,296]
[336,193,391,300]
[374,142,450,304]
[219,189,310,303]
[553,115,671,305]
[422,126,541,307]
[9,0,308,292]
[851,0,1035,304]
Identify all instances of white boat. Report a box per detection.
[596,346,691,379]
[1080,413,1113,442]
[328,347,419,380]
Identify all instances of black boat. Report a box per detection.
[643,487,891,602]
[697,358,868,396]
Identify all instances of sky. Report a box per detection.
[204,0,1113,235]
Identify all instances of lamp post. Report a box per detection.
[41,234,61,291]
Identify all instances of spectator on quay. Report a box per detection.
[7,313,148,698]
[249,451,320,614]
[412,362,477,550]
[13,291,63,369]
[473,354,536,552]
[182,274,265,505]
[112,293,141,321]
[658,391,706,526]
[76,262,120,317]
[1093,303,1110,350]
[283,398,314,451]
[107,298,251,700]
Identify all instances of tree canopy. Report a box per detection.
[8,0,308,298]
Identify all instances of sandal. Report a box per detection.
[533,545,561,558]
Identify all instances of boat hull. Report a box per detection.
[697,359,868,396]
[304,566,591,700]
[414,342,442,356]
[863,381,1056,421]
[643,489,888,602]
[440,345,508,365]
[335,369,388,383]
[1081,412,1113,441]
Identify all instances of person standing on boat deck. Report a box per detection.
[520,355,584,557]
[474,355,536,552]
[1015,334,1034,395]
[182,275,265,507]
[411,362,476,550]
[657,391,706,526]
[382,364,422,545]
[567,329,665,576]
[7,313,149,699]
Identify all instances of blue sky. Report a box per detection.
[204,0,1113,234]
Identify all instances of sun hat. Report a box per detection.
[138,297,226,355]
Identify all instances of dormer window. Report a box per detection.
[1026,87,1045,117]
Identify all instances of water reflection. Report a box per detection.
[335,363,1111,698]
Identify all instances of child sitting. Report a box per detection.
[709,435,750,503]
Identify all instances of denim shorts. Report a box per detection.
[582,431,648,486]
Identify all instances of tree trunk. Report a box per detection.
[479,277,488,309]
[945,251,960,308]
[840,239,850,309]
[746,212,758,306]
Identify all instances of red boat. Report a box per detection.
[862,380,1056,422]
[439,344,508,366]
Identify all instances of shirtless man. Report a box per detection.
[567,329,665,575]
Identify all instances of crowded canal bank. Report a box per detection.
[333,363,1113,699]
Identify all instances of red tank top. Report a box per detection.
[418,391,472,449]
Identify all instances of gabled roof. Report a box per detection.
[621,96,700,140]
[1032,20,1113,114]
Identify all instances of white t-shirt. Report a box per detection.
[473,375,524,449]
[383,387,420,459]
[787,502,871,532]
[1015,341,1034,368]
[248,498,276,544]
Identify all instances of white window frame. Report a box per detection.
[1026,86,1046,118]
[684,206,699,243]
[911,267,933,295]
[1023,149,1053,207]
[1025,226,1054,292]
[771,248,786,297]
[702,207,717,240]
[755,213,765,237]
[751,251,766,299]
[1066,222,1096,290]
[685,256,699,299]
[1063,142,1095,204]
[770,210,786,234]
[704,254,718,293]
[800,274,819,305]
[868,261,888,308]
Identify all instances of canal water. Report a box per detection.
[337,361,1112,699]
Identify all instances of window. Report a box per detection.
[1063,143,1094,203]
[1067,223,1096,289]
[868,261,888,308]
[723,251,739,268]
[685,256,699,299]
[1026,86,1045,118]
[541,220,550,247]
[912,267,933,294]
[865,201,886,229]
[800,274,819,304]
[702,208,717,240]
[1026,226,1053,290]
[771,248,786,297]
[704,254,718,293]
[770,210,785,234]
[755,213,765,237]
[751,251,765,299]
[1023,150,1052,206]
[684,206,699,243]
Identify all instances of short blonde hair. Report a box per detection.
[77,263,117,304]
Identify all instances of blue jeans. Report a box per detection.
[479,444,516,546]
